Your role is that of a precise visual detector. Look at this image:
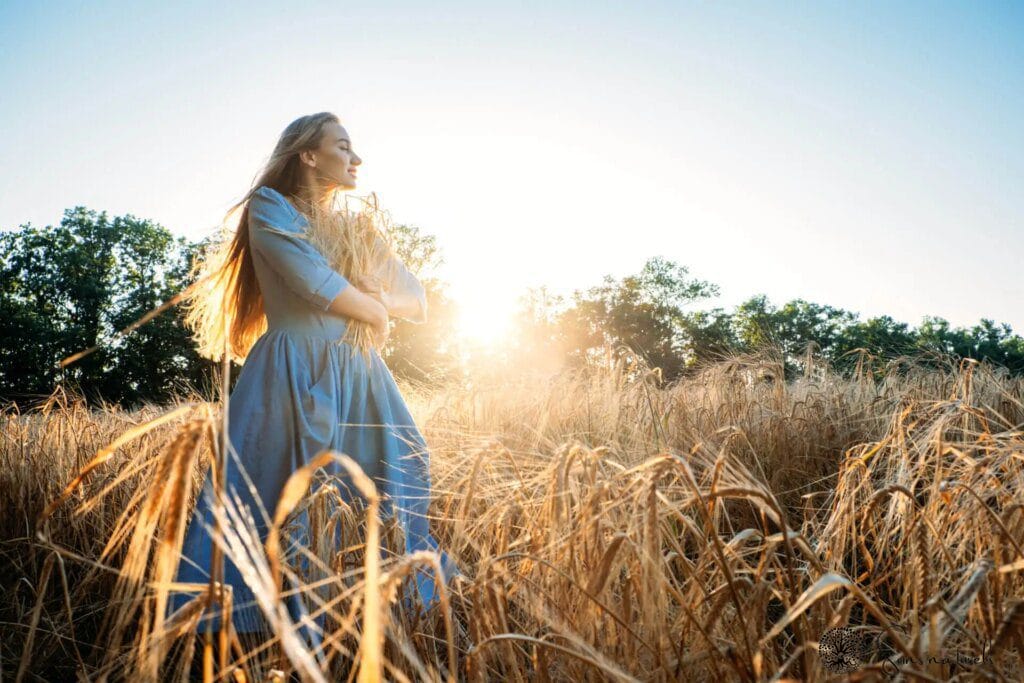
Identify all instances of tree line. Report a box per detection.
[2,207,1021,409]
[511,257,1024,382]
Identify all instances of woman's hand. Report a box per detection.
[371,315,391,347]
[353,274,392,312]
[352,274,391,347]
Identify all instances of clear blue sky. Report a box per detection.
[2,1,1021,341]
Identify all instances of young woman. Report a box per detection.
[169,112,461,640]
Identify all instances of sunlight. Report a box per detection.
[452,293,515,347]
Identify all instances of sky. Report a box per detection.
[1,1,1021,343]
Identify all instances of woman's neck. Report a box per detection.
[291,185,334,216]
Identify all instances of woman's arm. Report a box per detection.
[351,275,424,321]
[326,286,389,336]
[326,286,388,327]
[248,187,389,337]
[352,251,428,324]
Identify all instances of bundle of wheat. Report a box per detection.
[301,191,397,363]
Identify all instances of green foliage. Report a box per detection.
[731,296,865,378]
[676,308,741,365]
[555,256,719,382]
[829,315,920,375]
[714,299,1024,379]
[0,210,458,408]
[4,205,1023,408]
[387,223,441,278]
[915,316,1024,373]
[508,261,1024,382]
[0,208,215,408]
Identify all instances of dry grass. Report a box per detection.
[2,348,1024,681]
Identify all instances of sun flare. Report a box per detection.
[453,295,515,348]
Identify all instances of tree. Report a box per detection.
[915,316,1024,374]
[0,208,456,409]
[103,235,218,405]
[0,208,215,409]
[830,315,919,374]
[503,286,571,376]
[730,296,859,377]
[676,308,743,367]
[559,257,719,382]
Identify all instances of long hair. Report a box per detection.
[182,112,341,364]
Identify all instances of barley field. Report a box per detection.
[2,350,1023,681]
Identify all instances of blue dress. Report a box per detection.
[168,185,460,637]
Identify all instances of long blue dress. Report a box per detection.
[168,185,460,637]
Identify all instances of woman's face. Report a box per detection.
[310,121,362,190]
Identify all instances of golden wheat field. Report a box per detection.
[2,349,1023,682]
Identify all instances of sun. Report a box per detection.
[453,294,515,348]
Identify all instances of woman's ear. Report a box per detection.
[300,150,317,168]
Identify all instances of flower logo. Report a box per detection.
[819,627,869,673]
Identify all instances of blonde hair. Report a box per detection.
[183,112,390,364]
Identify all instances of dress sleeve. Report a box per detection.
[377,250,428,324]
[248,187,350,312]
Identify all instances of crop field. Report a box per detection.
[2,351,1023,681]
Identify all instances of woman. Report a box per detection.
[168,112,461,640]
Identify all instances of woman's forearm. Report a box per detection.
[327,284,388,328]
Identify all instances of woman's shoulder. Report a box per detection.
[253,185,294,210]
[251,185,303,220]
[250,186,304,227]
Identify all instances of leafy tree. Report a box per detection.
[7,202,1024,407]
[0,208,215,409]
[0,209,456,408]
[829,315,920,374]
[730,296,860,377]
[559,257,718,382]
[915,316,1024,374]
[504,286,572,375]
[0,231,58,404]
[103,235,218,405]
[676,307,743,367]
[385,277,460,385]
